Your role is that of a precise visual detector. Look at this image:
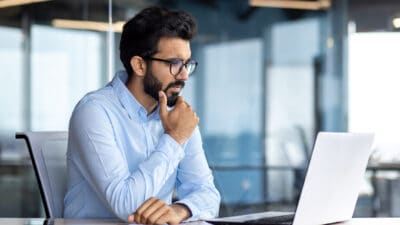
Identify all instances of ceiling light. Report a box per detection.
[0,0,52,8]
[52,19,125,33]
[249,0,331,11]
[393,17,400,29]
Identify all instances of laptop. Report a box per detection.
[206,132,374,225]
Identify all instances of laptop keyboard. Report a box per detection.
[245,213,295,225]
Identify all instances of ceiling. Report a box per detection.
[1,0,400,31]
[0,0,157,27]
[349,0,400,32]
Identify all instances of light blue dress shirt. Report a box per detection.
[64,71,220,221]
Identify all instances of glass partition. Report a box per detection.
[201,39,264,205]
[0,27,24,132]
[31,25,104,130]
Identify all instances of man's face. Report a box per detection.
[143,37,191,107]
[143,67,185,107]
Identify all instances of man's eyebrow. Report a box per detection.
[166,57,192,62]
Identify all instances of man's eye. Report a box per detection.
[170,59,183,65]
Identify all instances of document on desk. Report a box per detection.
[205,212,293,222]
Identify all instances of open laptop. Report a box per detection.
[206,132,374,225]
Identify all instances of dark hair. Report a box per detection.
[119,6,197,76]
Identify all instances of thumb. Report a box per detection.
[158,91,168,118]
[127,214,134,223]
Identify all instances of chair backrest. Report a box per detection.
[16,131,68,218]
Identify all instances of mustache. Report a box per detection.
[164,80,185,107]
[164,80,185,92]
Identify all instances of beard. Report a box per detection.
[143,69,185,107]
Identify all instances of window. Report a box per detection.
[0,27,24,131]
[349,32,400,162]
[201,39,264,204]
[31,25,105,130]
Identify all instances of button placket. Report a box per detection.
[139,109,153,158]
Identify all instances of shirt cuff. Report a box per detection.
[154,134,185,162]
[175,199,199,222]
[176,197,218,221]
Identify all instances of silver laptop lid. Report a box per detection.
[293,132,374,225]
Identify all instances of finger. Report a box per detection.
[142,200,167,224]
[158,91,168,119]
[153,210,171,225]
[135,198,158,224]
[147,205,169,225]
[127,214,134,223]
[175,96,184,105]
[136,197,157,213]
[182,100,190,106]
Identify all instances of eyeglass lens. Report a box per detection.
[170,60,196,76]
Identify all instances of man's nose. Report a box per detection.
[175,66,189,81]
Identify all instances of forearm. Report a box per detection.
[104,139,185,219]
[175,128,221,220]
[75,132,185,220]
[171,203,192,222]
[176,186,221,220]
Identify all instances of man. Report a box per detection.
[64,6,221,225]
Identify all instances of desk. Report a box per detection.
[2,218,400,225]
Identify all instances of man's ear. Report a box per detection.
[130,56,147,77]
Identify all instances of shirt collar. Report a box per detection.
[111,70,160,122]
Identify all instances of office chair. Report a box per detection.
[16,131,68,218]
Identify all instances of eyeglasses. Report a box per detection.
[145,57,198,77]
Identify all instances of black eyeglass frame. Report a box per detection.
[144,57,198,77]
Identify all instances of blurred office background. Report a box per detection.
[1,0,400,218]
